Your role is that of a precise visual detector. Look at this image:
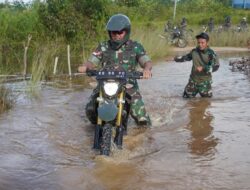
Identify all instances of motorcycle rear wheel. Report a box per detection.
[177,38,187,48]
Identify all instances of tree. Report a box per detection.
[37,0,109,42]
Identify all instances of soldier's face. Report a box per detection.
[197,38,208,50]
[111,30,126,41]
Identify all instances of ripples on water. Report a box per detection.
[0,56,250,190]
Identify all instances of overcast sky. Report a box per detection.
[0,0,32,3]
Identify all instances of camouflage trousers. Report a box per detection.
[126,87,151,126]
[183,79,212,98]
[85,87,151,126]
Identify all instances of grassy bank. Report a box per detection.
[2,25,250,75]
[1,0,250,76]
[0,84,14,113]
[132,27,171,60]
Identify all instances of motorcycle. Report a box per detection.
[234,25,248,33]
[169,26,188,48]
[159,26,188,48]
[86,65,143,156]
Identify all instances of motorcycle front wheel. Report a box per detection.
[177,38,187,48]
[100,123,112,156]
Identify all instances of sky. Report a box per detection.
[0,0,31,3]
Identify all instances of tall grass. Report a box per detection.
[209,31,250,47]
[27,42,60,95]
[131,27,171,60]
[0,83,14,113]
[189,25,250,47]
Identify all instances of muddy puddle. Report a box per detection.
[0,55,250,190]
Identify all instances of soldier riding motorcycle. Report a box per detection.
[169,26,188,48]
[78,14,152,156]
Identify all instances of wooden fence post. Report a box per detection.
[67,45,72,79]
[23,34,32,79]
[53,57,59,75]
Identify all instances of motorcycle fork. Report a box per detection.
[114,91,125,148]
[97,91,103,125]
[116,91,124,126]
[93,91,103,149]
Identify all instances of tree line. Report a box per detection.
[0,0,247,72]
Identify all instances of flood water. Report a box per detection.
[1,56,250,190]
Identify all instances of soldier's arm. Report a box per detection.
[204,49,219,73]
[78,44,102,73]
[174,51,192,62]
[135,42,152,79]
[135,43,151,68]
[212,54,220,72]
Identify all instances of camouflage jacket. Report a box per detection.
[88,39,151,87]
[183,47,219,83]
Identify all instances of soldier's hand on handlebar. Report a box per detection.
[78,65,87,73]
[143,69,152,79]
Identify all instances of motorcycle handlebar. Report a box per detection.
[86,69,98,77]
[86,69,143,79]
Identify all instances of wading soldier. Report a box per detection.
[174,32,219,98]
[78,14,152,126]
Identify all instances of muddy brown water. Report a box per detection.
[1,56,250,190]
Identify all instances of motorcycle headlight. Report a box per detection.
[103,82,119,96]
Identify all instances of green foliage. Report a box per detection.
[37,0,109,42]
[0,84,15,113]
[0,0,250,76]
[38,0,81,41]
[131,26,171,59]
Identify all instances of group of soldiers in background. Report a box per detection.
[165,16,248,34]
[164,17,188,32]
[207,16,248,32]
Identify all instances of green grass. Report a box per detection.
[209,30,250,47]
[188,25,250,47]
[1,24,250,79]
[131,26,171,60]
[0,83,14,113]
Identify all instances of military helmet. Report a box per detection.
[106,14,131,50]
[106,14,131,32]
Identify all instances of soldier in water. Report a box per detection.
[174,32,220,98]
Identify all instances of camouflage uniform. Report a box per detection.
[177,47,219,98]
[86,39,151,125]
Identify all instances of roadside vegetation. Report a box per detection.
[0,0,249,76]
[0,83,14,113]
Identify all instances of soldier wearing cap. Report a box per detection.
[174,32,220,98]
[78,14,152,126]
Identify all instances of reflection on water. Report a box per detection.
[187,99,218,158]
